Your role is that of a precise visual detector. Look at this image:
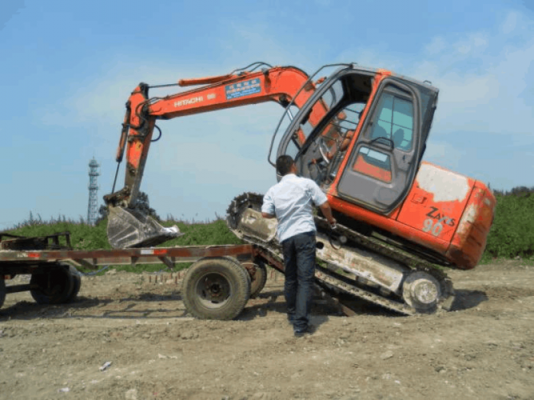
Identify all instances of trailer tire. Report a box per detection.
[66,266,81,302]
[223,257,266,298]
[248,261,267,299]
[30,264,75,305]
[0,279,5,309]
[182,257,251,320]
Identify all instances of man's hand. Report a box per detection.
[319,202,336,228]
[261,212,275,219]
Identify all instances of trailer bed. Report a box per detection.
[0,231,258,314]
[0,243,255,274]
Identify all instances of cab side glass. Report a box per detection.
[299,80,345,143]
[369,93,414,151]
[352,146,392,183]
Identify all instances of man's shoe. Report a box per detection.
[294,325,315,338]
[294,330,307,338]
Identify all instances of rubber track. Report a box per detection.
[226,192,454,313]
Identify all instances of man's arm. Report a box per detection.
[319,201,337,227]
[308,180,337,227]
[261,190,276,219]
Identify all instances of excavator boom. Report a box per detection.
[104,64,326,248]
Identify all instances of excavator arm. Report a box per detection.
[104,64,327,248]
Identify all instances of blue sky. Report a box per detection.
[1,0,533,229]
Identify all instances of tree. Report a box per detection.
[134,192,161,221]
[95,192,161,225]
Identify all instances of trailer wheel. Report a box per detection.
[224,257,267,299]
[0,279,5,309]
[402,271,441,313]
[248,261,267,299]
[182,257,251,320]
[30,264,75,305]
[66,266,81,302]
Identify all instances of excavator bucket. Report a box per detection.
[107,206,183,249]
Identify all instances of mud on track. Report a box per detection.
[1,261,533,400]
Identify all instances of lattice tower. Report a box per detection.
[87,158,100,225]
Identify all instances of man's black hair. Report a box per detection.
[276,155,295,176]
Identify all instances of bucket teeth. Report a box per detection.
[107,207,183,249]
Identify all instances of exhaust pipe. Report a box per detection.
[107,206,183,249]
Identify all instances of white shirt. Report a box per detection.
[262,174,328,243]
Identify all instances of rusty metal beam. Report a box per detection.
[0,244,255,268]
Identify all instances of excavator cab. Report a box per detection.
[277,65,438,215]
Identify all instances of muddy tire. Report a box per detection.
[30,264,75,305]
[66,266,81,302]
[248,261,267,299]
[0,279,5,309]
[182,257,251,320]
[226,257,266,298]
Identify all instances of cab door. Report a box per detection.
[336,79,423,214]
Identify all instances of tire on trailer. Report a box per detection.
[0,279,6,309]
[223,257,267,298]
[30,264,75,305]
[182,257,251,320]
[66,265,82,302]
[247,261,267,299]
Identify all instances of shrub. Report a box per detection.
[483,191,534,260]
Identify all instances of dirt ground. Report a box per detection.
[1,261,533,400]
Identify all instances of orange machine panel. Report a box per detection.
[396,162,475,245]
[446,183,496,269]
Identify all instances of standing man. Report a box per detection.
[261,155,337,337]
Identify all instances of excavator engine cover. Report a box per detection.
[107,206,183,249]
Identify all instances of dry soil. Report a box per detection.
[1,261,533,400]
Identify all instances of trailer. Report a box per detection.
[0,231,277,320]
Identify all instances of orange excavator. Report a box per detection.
[104,62,496,314]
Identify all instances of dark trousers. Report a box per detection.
[281,231,316,331]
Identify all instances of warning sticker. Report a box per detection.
[225,78,261,100]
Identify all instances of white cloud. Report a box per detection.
[425,36,447,55]
[423,141,463,171]
[409,19,534,137]
[454,32,489,55]
[501,10,520,34]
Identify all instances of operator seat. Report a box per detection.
[393,128,405,149]
[370,124,388,140]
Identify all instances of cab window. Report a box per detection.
[352,146,392,183]
[298,80,345,144]
[369,93,413,151]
